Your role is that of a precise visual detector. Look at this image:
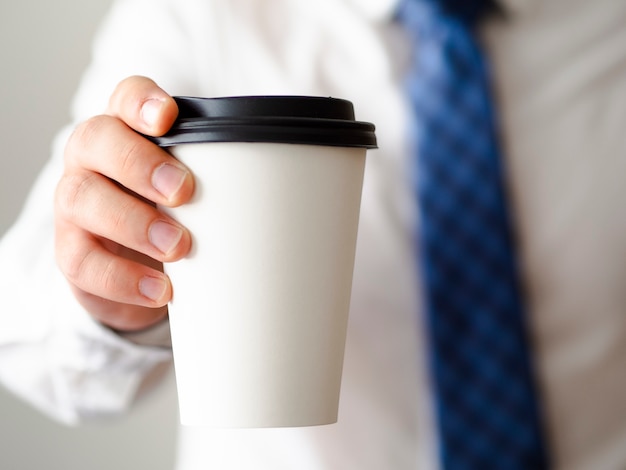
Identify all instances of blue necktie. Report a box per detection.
[396,1,550,468]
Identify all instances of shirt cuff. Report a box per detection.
[112,317,172,349]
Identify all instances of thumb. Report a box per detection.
[106,75,178,136]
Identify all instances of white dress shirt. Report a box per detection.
[1,0,625,468]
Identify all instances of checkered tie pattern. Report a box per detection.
[396,0,550,468]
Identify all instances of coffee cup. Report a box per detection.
[152,95,377,427]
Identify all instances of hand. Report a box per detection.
[55,76,194,331]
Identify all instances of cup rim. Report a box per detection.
[148,96,378,149]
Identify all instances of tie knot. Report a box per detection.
[438,0,500,25]
[400,0,501,28]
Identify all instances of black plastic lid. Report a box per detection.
[150,96,377,149]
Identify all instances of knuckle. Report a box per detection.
[99,256,121,295]
[54,171,96,220]
[65,115,109,166]
[55,235,93,287]
[106,194,137,236]
[116,137,145,177]
[67,114,148,180]
[55,235,125,301]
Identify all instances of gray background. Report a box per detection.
[0,1,179,468]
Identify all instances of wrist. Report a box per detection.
[112,315,172,348]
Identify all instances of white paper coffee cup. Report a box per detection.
[152,96,377,427]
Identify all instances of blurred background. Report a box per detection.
[0,1,178,468]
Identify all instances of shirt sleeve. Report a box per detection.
[0,0,199,425]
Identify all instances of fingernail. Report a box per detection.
[149,220,184,256]
[141,98,164,129]
[139,276,168,302]
[152,163,188,201]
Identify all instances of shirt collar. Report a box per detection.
[348,0,538,22]
[344,0,400,21]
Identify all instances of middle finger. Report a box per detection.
[56,169,191,262]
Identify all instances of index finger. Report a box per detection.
[64,114,194,207]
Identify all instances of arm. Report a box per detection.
[0,0,199,424]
